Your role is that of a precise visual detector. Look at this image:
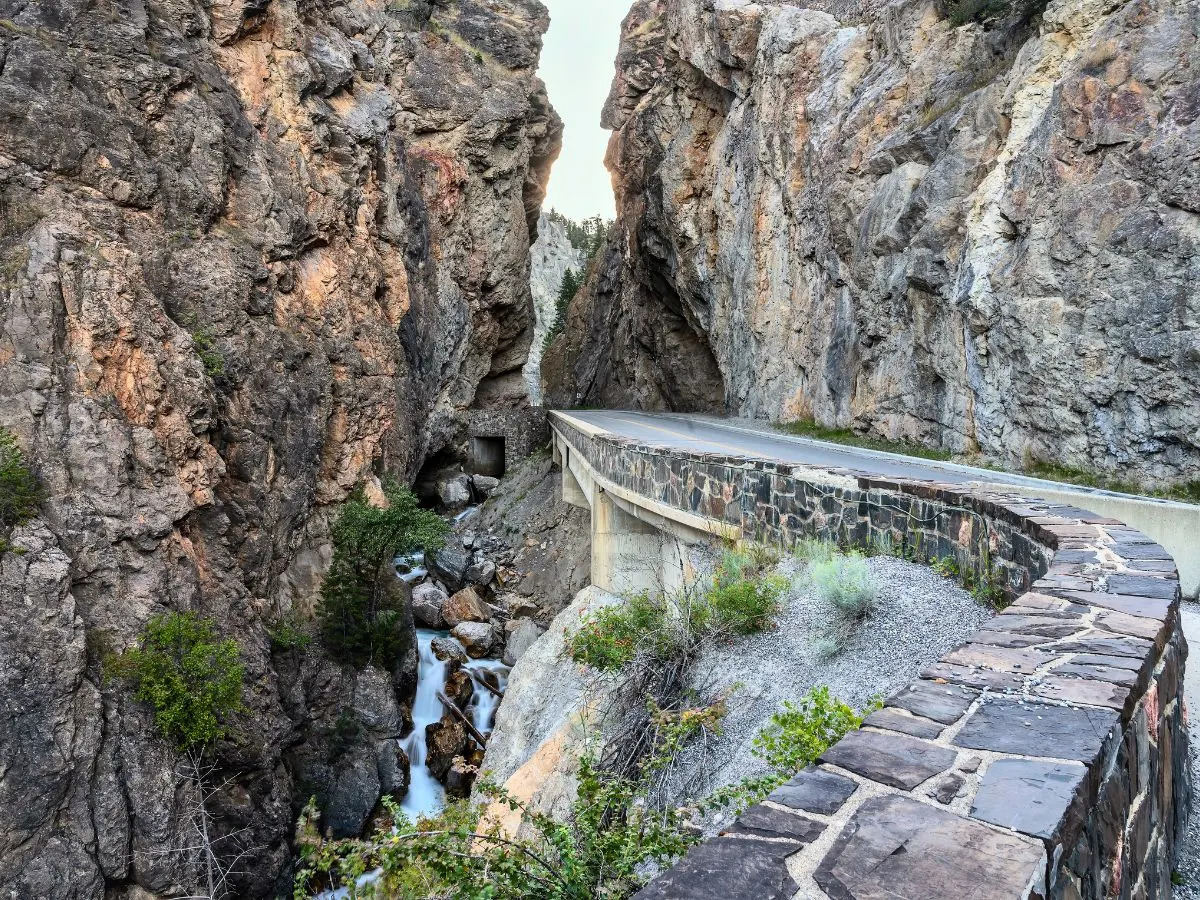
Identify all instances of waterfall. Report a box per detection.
[463,658,510,737]
[399,629,449,818]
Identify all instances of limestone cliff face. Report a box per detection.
[0,0,558,896]
[545,0,1200,484]
[525,211,586,405]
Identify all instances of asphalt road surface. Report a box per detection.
[559,409,1140,498]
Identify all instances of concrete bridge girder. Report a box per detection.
[552,430,737,597]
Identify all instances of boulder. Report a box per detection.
[461,531,478,550]
[428,547,472,592]
[451,621,494,658]
[503,619,545,666]
[472,475,501,497]
[465,555,497,587]
[442,586,492,627]
[438,473,472,508]
[412,582,449,629]
[431,636,469,664]
[446,669,475,710]
[445,756,479,798]
[425,715,467,780]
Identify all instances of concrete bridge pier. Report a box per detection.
[590,489,694,597]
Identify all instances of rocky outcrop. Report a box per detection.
[525,211,586,404]
[0,0,558,896]
[545,0,1200,486]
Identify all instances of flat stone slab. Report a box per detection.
[863,707,943,739]
[944,644,1054,674]
[728,804,825,842]
[1029,675,1129,709]
[815,794,1045,900]
[921,663,1025,692]
[1055,635,1153,659]
[1103,575,1179,601]
[1053,589,1171,620]
[767,766,858,815]
[969,630,1053,649]
[971,759,1086,839]
[954,699,1118,762]
[632,836,797,900]
[887,680,978,724]
[820,728,956,790]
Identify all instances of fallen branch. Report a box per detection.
[437,691,489,748]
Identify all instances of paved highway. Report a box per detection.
[557,409,1200,597]
[561,409,1119,493]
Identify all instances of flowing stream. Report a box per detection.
[399,629,449,818]
[398,629,511,820]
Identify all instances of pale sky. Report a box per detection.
[539,1,629,221]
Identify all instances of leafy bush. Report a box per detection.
[294,711,703,899]
[106,612,244,750]
[707,574,786,636]
[191,328,226,377]
[0,427,42,554]
[268,614,312,653]
[753,687,869,774]
[707,686,874,812]
[566,560,787,673]
[931,556,959,578]
[318,480,448,668]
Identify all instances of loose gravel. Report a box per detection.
[661,553,992,828]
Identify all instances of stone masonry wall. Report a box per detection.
[549,412,1190,900]
[468,407,550,473]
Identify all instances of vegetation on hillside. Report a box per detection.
[106,612,245,750]
[295,544,865,899]
[318,480,448,668]
[546,209,611,259]
[543,267,582,349]
[0,426,43,555]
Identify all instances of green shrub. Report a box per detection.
[707,574,786,636]
[810,553,877,622]
[268,614,312,653]
[793,537,837,565]
[0,427,42,554]
[318,480,448,668]
[931,556,959,579]
[808,552,878,658]
[753,686,870,774]
[707,686,874,812]
[191,328,226,377]
[106,612,244,750]
[566,592,674,672]
[566,561,787,673]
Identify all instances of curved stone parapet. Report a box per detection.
[548,412,1190,900]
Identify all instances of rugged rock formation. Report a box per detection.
[544,0,1200,485]
[525,211,587,404]
[0,0,558,896]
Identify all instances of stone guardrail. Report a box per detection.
[548,412,1190,900]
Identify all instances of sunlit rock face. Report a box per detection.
[546,0,1200,485]
[0,1,558,896]
[526,212,586,405]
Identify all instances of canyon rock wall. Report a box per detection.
[525,211,586,404]
[544,0,1200,485]
[0,0,558,896]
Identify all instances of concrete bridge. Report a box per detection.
[547,409,1192,900]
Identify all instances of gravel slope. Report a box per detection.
[662,554,992,825]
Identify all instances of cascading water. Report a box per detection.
[464,658,510,736]
[399,629,450,818]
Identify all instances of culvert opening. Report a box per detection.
[470,436,506,478]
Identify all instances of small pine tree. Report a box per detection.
[318,481,448,668]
